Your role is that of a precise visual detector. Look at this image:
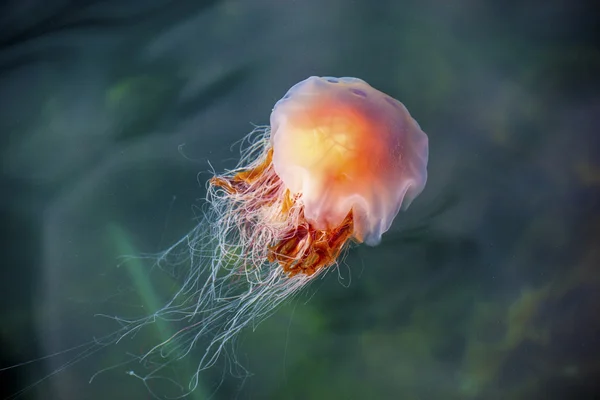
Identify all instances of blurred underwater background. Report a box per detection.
[0,0,599,399]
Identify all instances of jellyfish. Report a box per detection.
[119,76,429,394]
[16,76,428,398]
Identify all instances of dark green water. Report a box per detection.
[1,1,599,399]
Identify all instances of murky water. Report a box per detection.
[1,1,599,399]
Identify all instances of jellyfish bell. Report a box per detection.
[270,76,429,246]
